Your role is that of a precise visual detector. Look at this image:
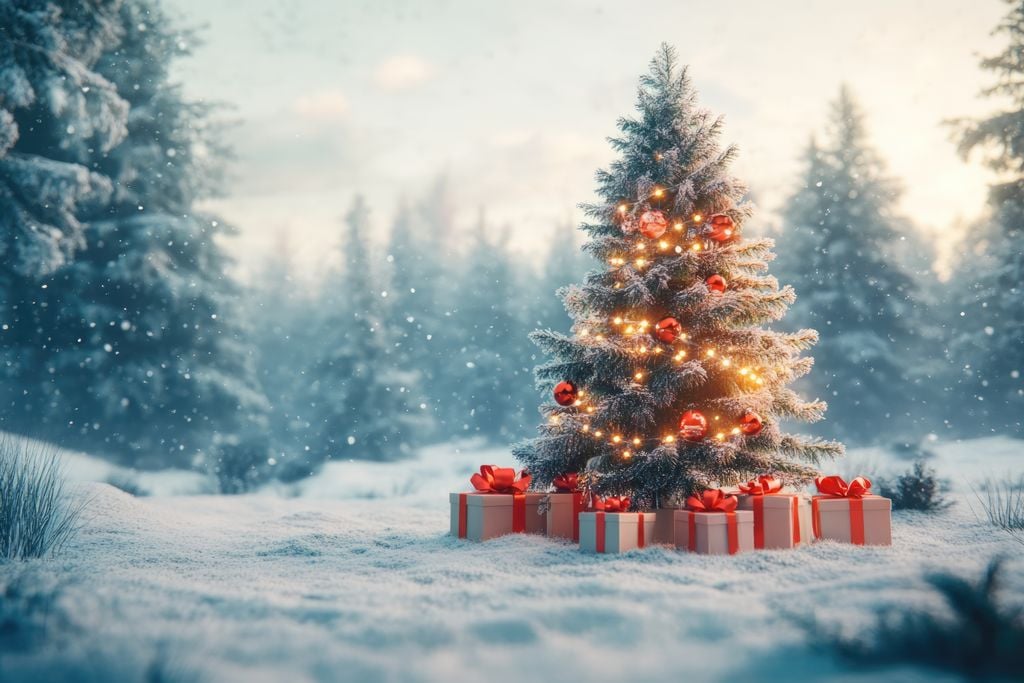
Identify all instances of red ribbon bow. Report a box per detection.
[738,475,783,496]
[592,496,630,512]
[552,472,579,493]
[470,465,531,494]
[815,475,871,499]
[686,489,738,512]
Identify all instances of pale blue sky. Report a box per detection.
[165,0,1004,278]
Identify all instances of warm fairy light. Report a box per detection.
[582,424,590,432]
[614,282,623,289]
[693,213,703,223]
[638,346,648,354]
[622,450,632,459]
[632,437,641,446]
[739,367,749,375]
[663,435,675,443]
[612,435,622,443]
[595,334,605,341]
[610,257,625,266]
[613,316,623,325]
[634,371,644,380]
[625,325,635,334]
[635,258,647,267]
[573,399,582,406]
[706,349,716,357]
[722,358,731,367]
[586,406,595,413]
[691,243,702,251]
[594,430,604,437]
[675,246,683,254]
[659,240,670,250]
[716,432,725,440]
[674,222,684,231]
[714,415,721,421]
[680,333,688,340]
[636,241,645,250]
[652,187,664,198]
[731,427,741,435]
[549,416,560,425]
[579,328,589,337]
[655,153,663,161]
[618,204,628,214]
[674,351,687,361]
[654,347,663,354]
[756,378,765,385]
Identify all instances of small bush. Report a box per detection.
[0,439,83,559]
[975,476,1024,533]
[878,460,951,512]
[813,559,1024,678]
[210,437,271,494]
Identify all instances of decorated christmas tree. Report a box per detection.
[514,45,844,509]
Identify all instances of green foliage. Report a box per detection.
[813,559,1024,678]
[878,461,951,512]
[976,476,1024,533]
[0,439,83,560]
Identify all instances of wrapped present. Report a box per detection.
[674,489,754,555]
[450,465,545,541]
[545,472,585,542]
[579,497,655,554]
[735,475,812,550]
[811,475,892,546]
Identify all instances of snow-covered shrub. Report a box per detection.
[0,439,83,560]
[878,461,951,512]
[976,476,1024,533]
[814,559,1024,677]
[210,438,272,494]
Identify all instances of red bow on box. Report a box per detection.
[592,496,630,512]
[686,488,738,512]
[815,475,871,498]
[812,475,872,545]
[738,475,782,496]
[470,465,531,494]
[552,472,579,493]
[685,489,739,554]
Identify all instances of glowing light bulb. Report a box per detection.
[625,325,635,334]
[739,367,749,375]
[634,371,644,380]
[622,450,632,459]
[587,406,595,413]
[716,432,725,440]
[693,213,703,223]
[692,243,702,251]
[636,241,645,250]
[618,204,628,214]
[594,430,603,438]
[675,246,683,254]
[674,222,684,231]
[579,328,589,337]
[722,358,731,367]
[613,316,623,325]
[582,424,590,432]
[659,240,670,250]
[635,258,647,267]
[664,435,675,443]
[652,187,664,198]
[612,435,622,444]
[632,437,641,446]
[731,427,741,435]
[706,349,716,358]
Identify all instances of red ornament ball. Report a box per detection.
[705,274,727,294]
[654,316,682,343]
[707,214,736,242]
[679,410,708,441]
[553,381,578,406]
[638,210,669,239]
[740,411,764,435]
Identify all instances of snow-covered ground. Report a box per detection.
[1,437,1022,682]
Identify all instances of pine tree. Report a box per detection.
[26,0,268,467]
[949,0,1024,433]
[0,0,128,425]
[514,45,842,508]
[775,87,922,443]
[312,196,420,462]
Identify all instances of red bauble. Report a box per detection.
[679,410,708,441]
[707,214,736,242]
[638,210,669,239]
[553,381,578,406]
[654,316,682,343]
[740,411,764,435]
[705,274,727,294]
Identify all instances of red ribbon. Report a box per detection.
[572,492,583,542]
[470,465,531,494]
[592,496,631,512]
[596,512,606,553]
[738,475,782,496]
[553,472,579,492]
[458,493,468,539]
[686,489,739,554]
[593,509,646,553]
[812,475,872,545]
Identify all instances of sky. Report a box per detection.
[164,0,1006,280]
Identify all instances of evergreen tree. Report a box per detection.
[0,0,127,424]
[948,0,1024,434]
[26,0,267,467]
[775,87,922,443]
[312,196,420,462]
[515,45,842,508]
[453,213,528,440]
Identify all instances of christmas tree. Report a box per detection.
[514,45,843,509]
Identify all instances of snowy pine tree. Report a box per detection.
[948,0,1024,433]
[775,87,922,443]
[312,196,420,462]
[17,0,267,466]
[515,45,842,508]
[0,0,127,424]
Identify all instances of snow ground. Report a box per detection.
[1,438,1022,682]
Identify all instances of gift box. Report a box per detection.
[674,489,754,555]
[579,498,655,554]
[811,475,891,546]
[655,506,683,545]
[450,466,545,541]
[735,476,812,550]
[545,473,585,542]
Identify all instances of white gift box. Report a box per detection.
[579,511,655,554]
[812,495,891,546]
[449,492,545,542]
[545,492,584,542]
[655,506,683,545]
[672,509,754,555]
[736,493,813,550]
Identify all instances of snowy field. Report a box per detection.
[1,438,1022,682]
